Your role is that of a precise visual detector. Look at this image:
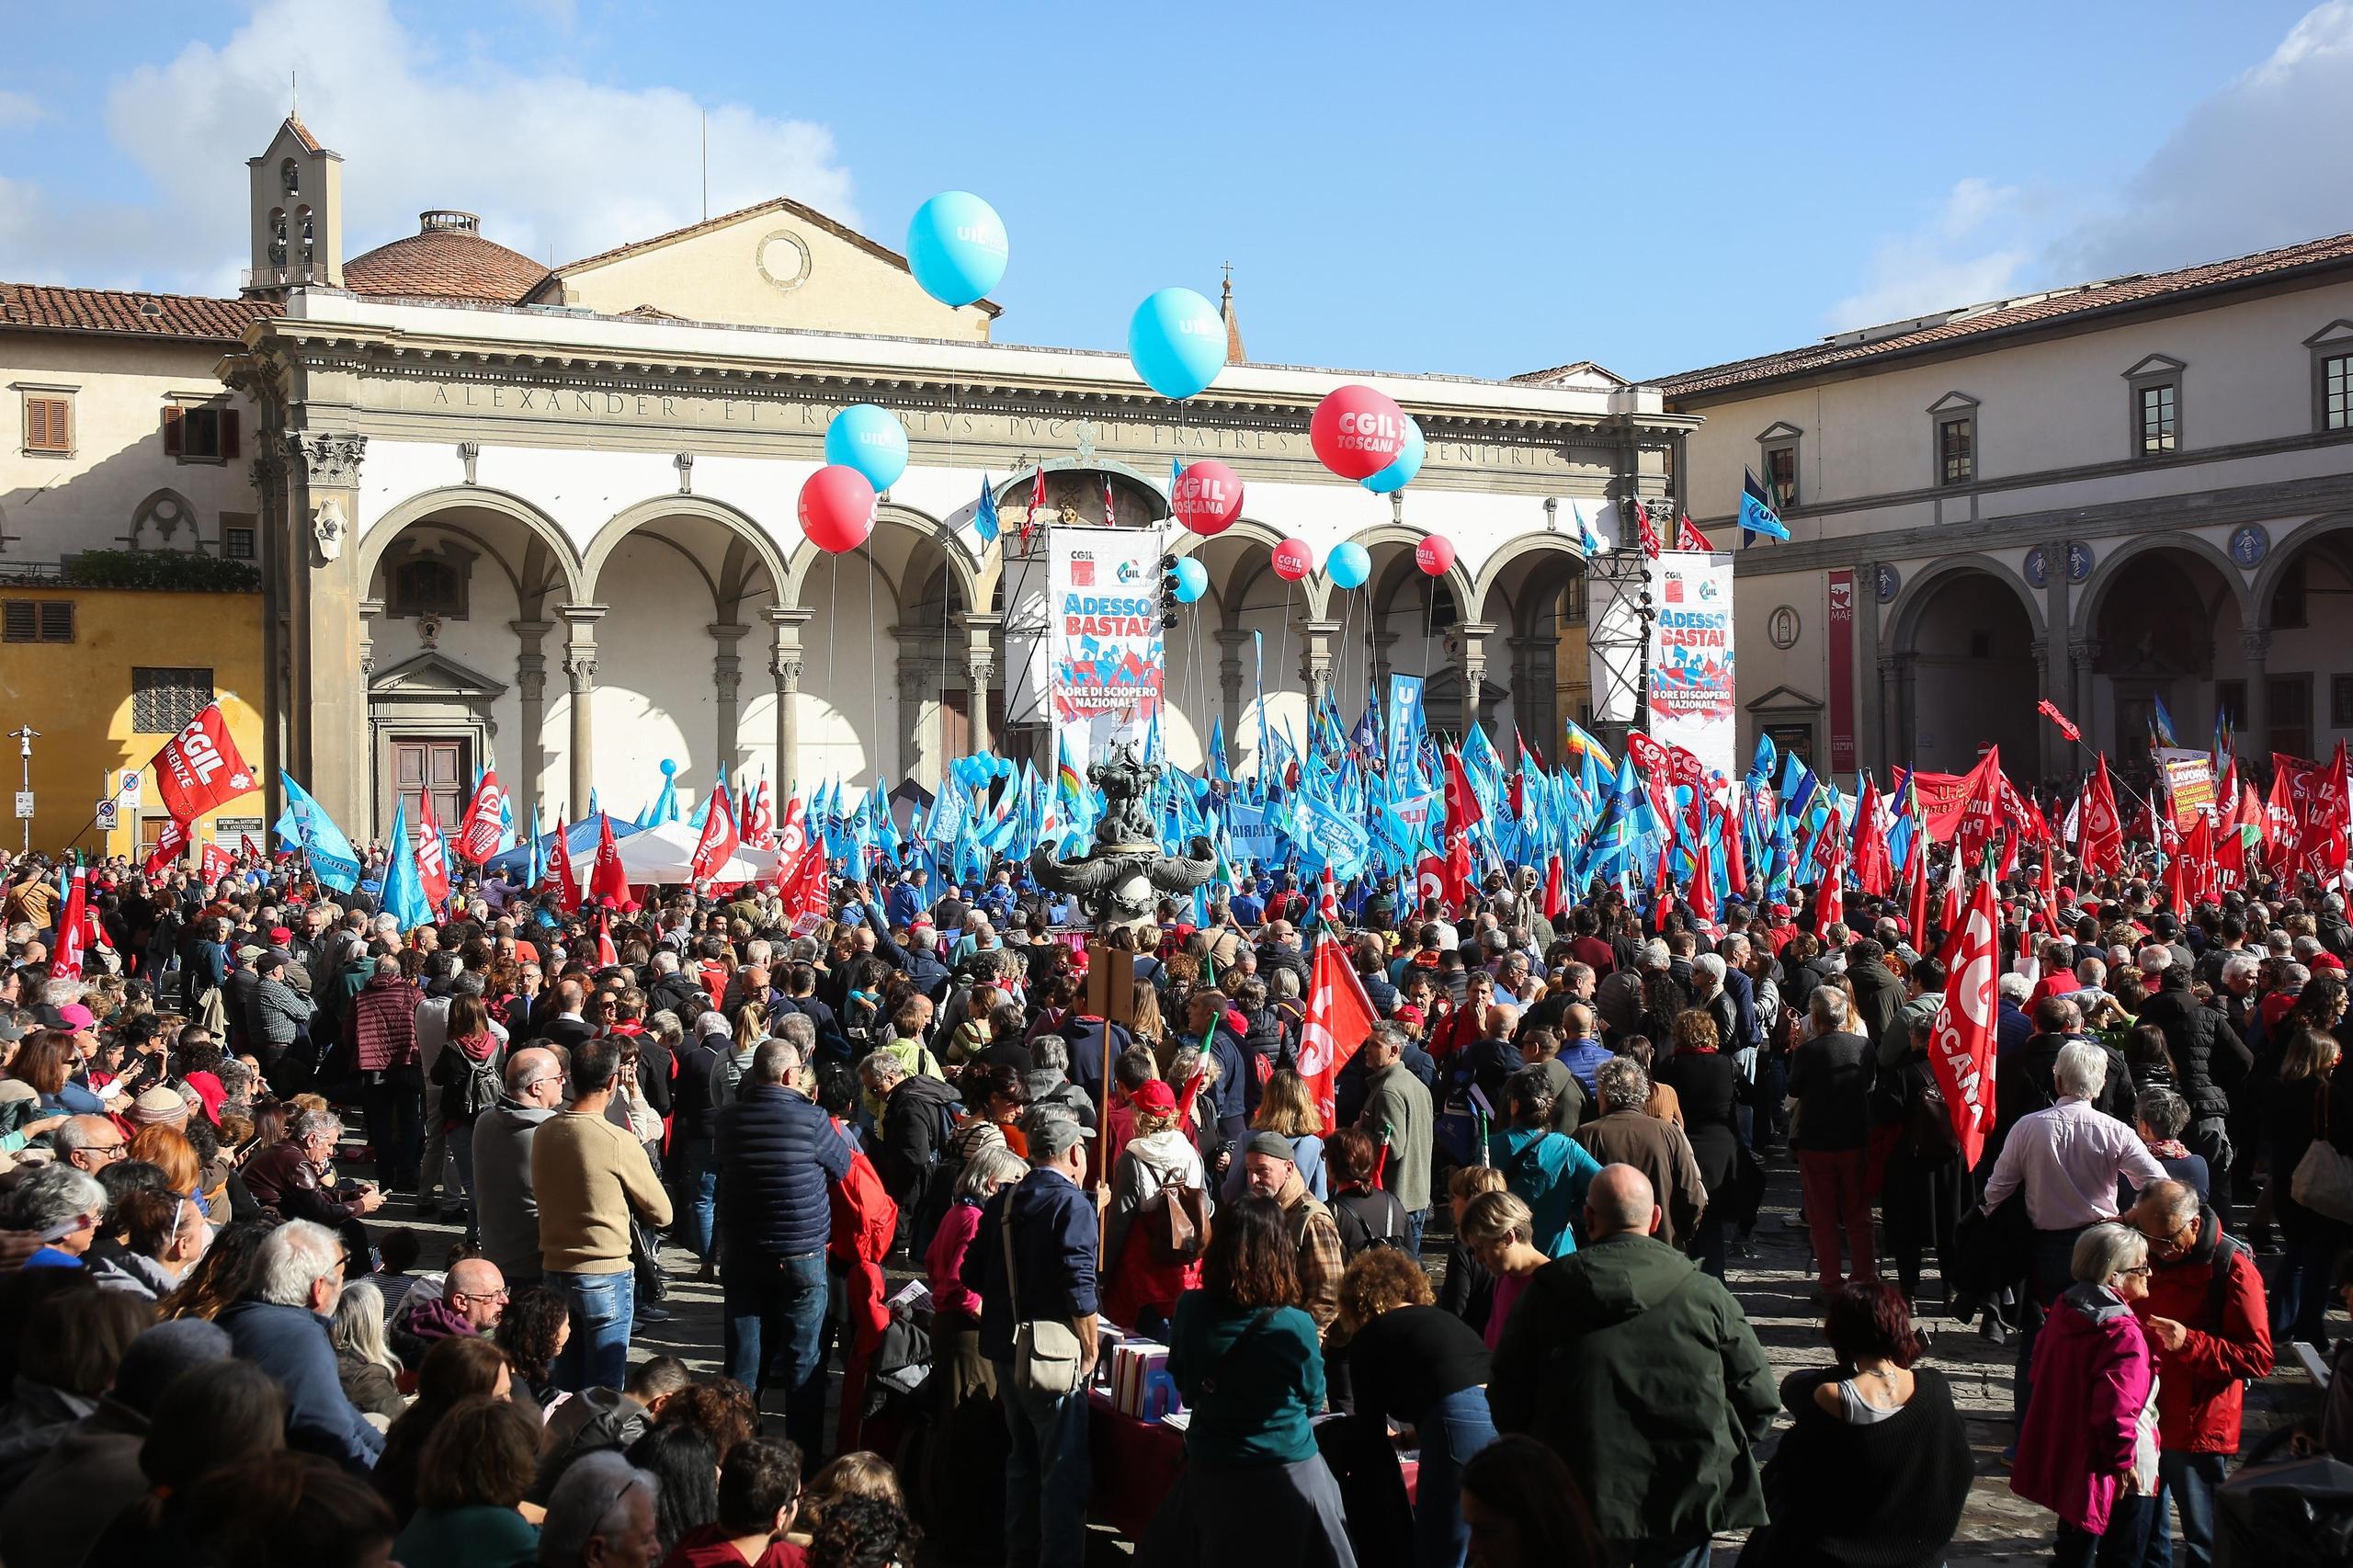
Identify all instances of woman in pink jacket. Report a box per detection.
[2010,1221,2162,1566]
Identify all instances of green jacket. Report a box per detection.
[1487,1232,1776,1545]
[1358,1063,1433,1212]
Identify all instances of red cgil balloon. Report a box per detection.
[1415,534,1456,576]
[1309,383,1409,481]
[799,464,877,554]
[1171,460,1245,537]
[1271,537,1314,582]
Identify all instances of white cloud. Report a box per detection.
[0,91,40,129]
[2051,0,2353,278]
[0,0,855,294]
[1823,177,2045,332]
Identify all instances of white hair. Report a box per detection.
[1997,972,2032,1003]
[254,1220,344,1307]
[1693,953,1727,985]
[2070,1221,2148,1286]
[9,1164,105,1235]
[1808,986,1849,1029]
[2075,956,2107,985]
[2053,1040,2109,1099]
[541,1452,657,1568]
[2221,953,2261,986]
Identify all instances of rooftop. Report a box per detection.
[0,282,279,342]
[343,210,554,305]
[1643,228,2353,400]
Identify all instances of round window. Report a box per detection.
[756,230,812,292]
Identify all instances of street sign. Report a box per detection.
[11,792,30,820]
[117,771,142,806]
[95,799,119,831]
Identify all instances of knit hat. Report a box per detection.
[127,1085,189,1129]
[1244,1131,1297,1164]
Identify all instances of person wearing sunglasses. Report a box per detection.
[2010,1221,2163,1566]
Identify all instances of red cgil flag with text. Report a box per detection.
[415,790,454,910]
[1301,935,1376,1134]
[199,839,233,885]
[545,817,581,913]
[1927,872,2002,1167]
[455,770,507,864]
[143,818,188,880]
[588,813,631,908]
[148,702,256,824]
[689,780,741,884]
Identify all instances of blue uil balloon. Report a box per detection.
[1362,415,1425,494]
[905,192,1009,307]
[1172,556,1210,603]
[1128,288,1226,401]
[824,404,909,493]
[1325,541,1371,590]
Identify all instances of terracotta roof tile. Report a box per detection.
[345,224,551,305]
[0,282,278,342]
[284,115,323,153]
[1646,230,2353,399]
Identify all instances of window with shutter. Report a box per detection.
[1,602,35,642]
[132,667,213,733]
[162,403,184,456]
[23,394,71,454]
[37,602,74,642]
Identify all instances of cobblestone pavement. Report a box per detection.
[377,1151,2332,1566]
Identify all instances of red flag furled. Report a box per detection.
[1718,794,1749,897]
[1020,465,1048,552]
[415,790,454,911]
[689,780,742,884]
[1688,830,1718,928]
[1101,474,1116,528]
[1300,934,1377,1134]
[1851,775,1893,896]
[741,776,775,850]
[1542,853,1565,921]
[588,813,631,907]
[546,816,581,913]
[51,868,88,980]
[455,770,508,863]
[2036,699,2082,744]
[238,832,262,861]
[199,839,233,884]
[1634,500,1662,561]
[1440,748,1484,832]
[595,913,620,968]
[143,818,189,879]
[2080,756,2125,875]
[1811,809,1847,932]
[1938,859,1963,937]
[1675,513,1712,552]
[1926,873,2001,1169]
[1904,820,1929,949]
[148,701,256,824]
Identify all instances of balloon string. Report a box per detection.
[1274,578,1292,781]
[868,546,881,790]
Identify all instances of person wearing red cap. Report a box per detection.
[1101,1076,1209,1337]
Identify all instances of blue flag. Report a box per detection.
[526,804,545,892]
[274,772,362,892]
[1740,468,1790,544]
[975,473,1000,545]
[381,798,434,931]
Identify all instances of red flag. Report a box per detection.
[1440,748,1484,831]
[1623,732,1677,834]
[741,777,775,850]
[2032,847,2061,937]
[1300,935,1377,1134]
[1101,474,1116,528]
[51,868,88,980]
[455,770,507,863]
[2297,741,2350,883]
[1019,465,1048,552]
[776,795,810,861]
[1905,821,1929,949]
[1542,853,1565,921]
[778,841,829,924]
[2212,820,2246,894]
[1851,776,1893,896]
[148,701,256,823]
[588,814,631,907]
[1666,745,1706,845]
[595,912,619,968]
[2080,756,2125,875]
[143,818,189,879]
[238,832,262,862]
[546,816,581,913]
[1811,809,1846,932]
[199,839,232,884]
[1675,513,1711,551]
[415,790,453,911]
[2036,699,2082,744]
[1926,873,2001,1169]
[1415,849,1450,910]
[1688,830,1718,927]
[1633,500,1661,561]
[1719,794,1749,898]
[689,780,742,883]
[1314,865,1341,929]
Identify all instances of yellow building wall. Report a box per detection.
[0,585,266,860]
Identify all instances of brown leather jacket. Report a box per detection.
[243,1139,366,1225]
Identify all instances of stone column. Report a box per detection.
[1509,634,1554,755]
[767,608,810,790]
[561,605,607,819]
[2073,639,2102,756]
[1216,629,1250,757]
[897,658,933,786]
[1877,655,1903,766]
[710,622,750,773]
[1855,561,1885,772]
[962,613,1001,758]
[1302,619,1342,718]
[250,436,290,815]
[511,619,553,828]
[288,432,369,832]
[2041,542,2075,782]
[1458,620,1496,734]
[2031,638,2052,780]
[2240,628,2271,759]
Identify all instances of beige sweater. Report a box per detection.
[529,1108,674,1277]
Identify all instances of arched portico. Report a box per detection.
[1882,555,2044,775]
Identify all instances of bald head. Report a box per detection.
[1585,1164,1660,1240]
[2131,1178,2201,1231]
[445,1257,507,1329]
[504,1046,563,1108]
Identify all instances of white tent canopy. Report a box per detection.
[610,818,779,886]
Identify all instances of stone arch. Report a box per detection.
[1889,557,2043,772]
[1469,531,1589,628]
[583,494,790,612]
[128,487,203,552]
[1355,522,1477,632]
[784,499,980,617]
[1176,517,1330,623]
[360,485,583,605]
[1881,551,2043,653]
[2071,529,2253,645]
[2249,509,2353,616]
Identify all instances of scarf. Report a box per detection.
[2144,1137,2188,1161]
[452,1028,497,1062]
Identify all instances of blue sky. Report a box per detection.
[5,1,2350,381]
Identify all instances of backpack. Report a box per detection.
[436,1042,504,1119]
[1330,1188,1407,1259]
[1904,1063,1961,1159]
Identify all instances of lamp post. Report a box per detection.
[8,727,36,857]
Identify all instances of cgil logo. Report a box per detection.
[179,722,229,784]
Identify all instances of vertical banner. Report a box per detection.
[1644,551,1737,781]
[1048,526,1165,762]
[1827,568,1857,774]
[1386,675,1426,783]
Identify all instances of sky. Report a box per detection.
[4,1,2351,383]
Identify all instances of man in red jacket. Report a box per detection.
[346,954,423,1190]
[2127,1179,2272,1568]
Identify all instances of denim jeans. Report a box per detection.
[995,1362,1092,1568]
[2056,1492,2157,1566]
[1415,1385,1499,1568]
[1404,1207,1430,1262]
[2143,1450,2229,1568]
[674,1137,719,1265]
[549,1267,634,1392]
[723,1250,832,1455]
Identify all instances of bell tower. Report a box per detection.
[244,114,343,296]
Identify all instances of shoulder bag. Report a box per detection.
[1002,1199,1087,1398]
[2291,1082,2353,1225]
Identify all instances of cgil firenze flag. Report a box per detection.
[1926,873,2002,1168]
[149,702,256,823]
[455,770,508,864]
[1300,935,1376,1134]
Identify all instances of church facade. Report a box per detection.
[0,115,1693,845]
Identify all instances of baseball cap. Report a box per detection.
[56,1003,97,1031]
[268,926,293,945]
[1022,1110,1088,1165]
[1131,1079,1176,1115]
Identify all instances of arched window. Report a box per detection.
[279,158,300,198]
[267,208,288,267]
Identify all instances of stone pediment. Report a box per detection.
[1745,684,1824,713]
[369,649,506,701]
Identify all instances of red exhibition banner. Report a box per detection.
[1827,568,1857,775]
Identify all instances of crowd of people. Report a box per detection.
[0,830,2347,1568]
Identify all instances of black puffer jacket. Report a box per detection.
[713,1084,853,1257]
[2133,980,2251,1121]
